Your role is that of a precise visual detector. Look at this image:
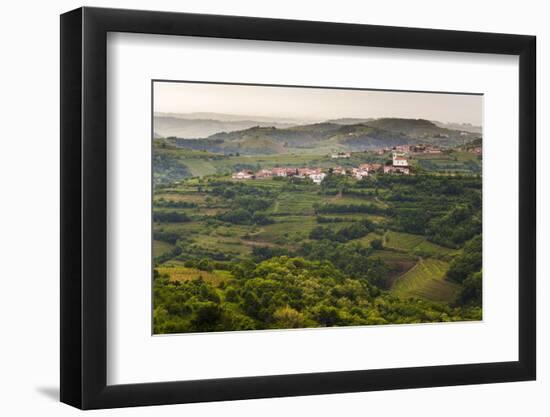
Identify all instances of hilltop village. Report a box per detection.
[232,150,411,184]
[230,141,483,184]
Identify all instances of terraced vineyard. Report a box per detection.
[391,259,461,303]
[384,231,459,256]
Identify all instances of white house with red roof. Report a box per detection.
[384,152,410,175]
[232,170,254,180]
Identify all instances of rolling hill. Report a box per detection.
[161,118,481,155]
[432,121,482,134]
[154,116,296,139]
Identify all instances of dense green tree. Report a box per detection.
[458,271,482,307]
[370,238,383,250]
[446,235,482,284]
[153,211,190,223]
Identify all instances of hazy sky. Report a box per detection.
[154,81,483,126]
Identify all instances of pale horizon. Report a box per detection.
[154,81,483,126]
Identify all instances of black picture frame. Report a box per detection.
[60,6,536,410]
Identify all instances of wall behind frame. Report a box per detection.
[0,0,545,416]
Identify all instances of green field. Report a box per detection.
[412,151,482,174]
[391,258,461,303]
[271,192,323,215]
[249,216,318,245]
[157,264,232,286]
[350,232,384,246]
[384,231,425,251]
[193,234,253,257]
[384,231,458,256]
[153,240,174,257]
[183,160,218,177]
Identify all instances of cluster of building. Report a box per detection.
[341,152,410,177]
[232,152,410,183]
[232,167,327,183]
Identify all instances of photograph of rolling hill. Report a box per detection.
[152,81,483,334]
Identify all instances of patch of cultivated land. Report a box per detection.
[370,249,418,287]
[153,240,174,257]
[154,192,210,204]
[333,213,387,224]
[351,232,384,246]
[384,231,459,255]
[155,221,206,235]
[325,195,385,208]
[371,249,416,262]
[193,234,252,256]
[157,264,231,286]
[384,231,425,251]
[211,224,254,238]
[413,151,481,173]
[181,159,218,177]
[271,192,323,215]
[391,258,460,303]
[250,216,319,244]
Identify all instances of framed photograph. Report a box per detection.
[60,6,536,409]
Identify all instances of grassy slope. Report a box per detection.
[193,234,253,257]
[271,192,323,215]
[249,216,318,246]
[183,159,218,177]
[412,151,481,173]
[153,240,174,257]
[351,232,383,246]
[391,258,460,303]
[384,231,458,255]
[157,264,231,286]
